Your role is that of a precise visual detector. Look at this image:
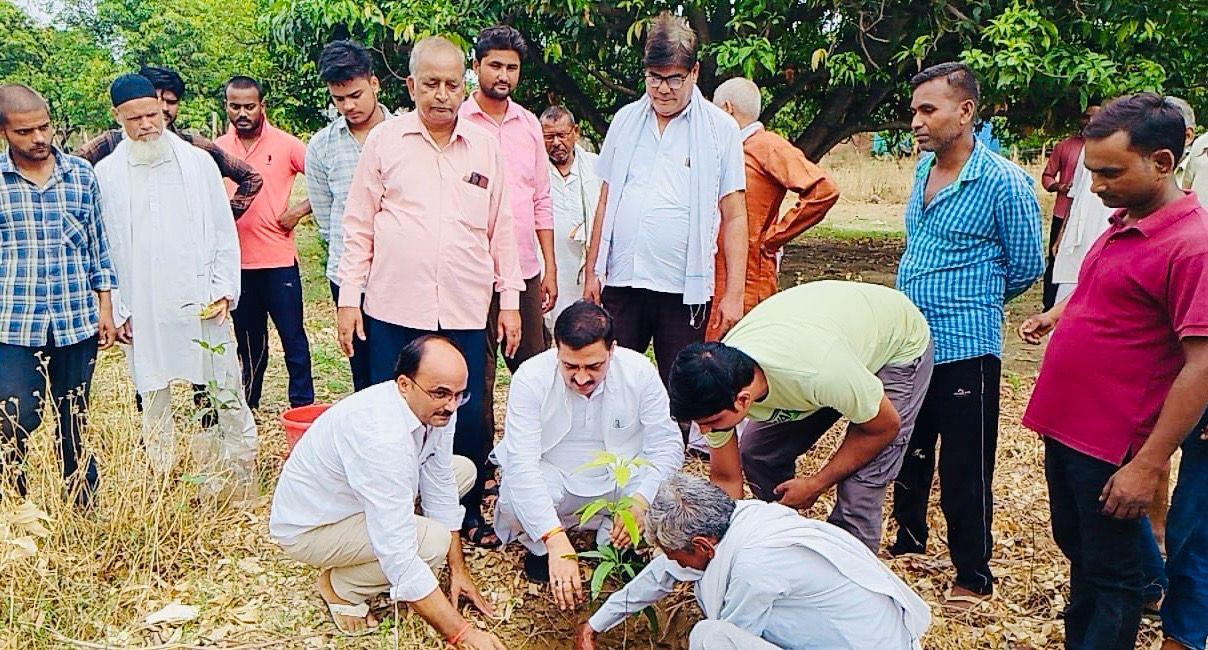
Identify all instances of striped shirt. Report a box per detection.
[896,141,1044,364]
[305,107,393,285]
[0,150,117,346]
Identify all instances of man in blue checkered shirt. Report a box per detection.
[0,85,118,507]
[887,63,1044,609]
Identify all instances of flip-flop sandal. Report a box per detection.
[461,520,502,549]
[941,587,992,613]
[326,601,377,637]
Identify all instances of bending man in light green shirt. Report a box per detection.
[667,280,933,550]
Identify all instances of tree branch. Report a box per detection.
[533,55,613,137]
[583,65,639,98]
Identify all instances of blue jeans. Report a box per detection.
[1162,421,1208,649]
[363,314,488,526]
[1139,517,1167,604]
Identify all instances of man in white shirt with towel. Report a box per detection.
[269,335,503,648]
[574,473,931,650]
[492,300,684,605]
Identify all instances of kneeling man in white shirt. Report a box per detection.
[492,300,684,606]
[270,335,503,647]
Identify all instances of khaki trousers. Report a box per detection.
[279,455,476,604]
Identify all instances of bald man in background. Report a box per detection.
[707,77,839,341]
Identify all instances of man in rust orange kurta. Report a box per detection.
[707,78,839,340]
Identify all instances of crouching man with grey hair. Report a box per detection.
[574,474,930,650]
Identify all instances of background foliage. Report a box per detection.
[2,0,1205,156]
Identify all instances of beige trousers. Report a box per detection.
[278,455,476,604]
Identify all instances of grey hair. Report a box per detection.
[409,36,464,76]
[713,77,761,119]
[643,12,697,70]
[1167,96,1196,130]
[646,474,736,552]
[540,104,575,125]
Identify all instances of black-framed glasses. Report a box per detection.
[644,72,689,90]
[406,377,471,407]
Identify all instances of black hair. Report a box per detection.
[540,105,575,125]
[1083,93,1186,161]
[319,40,375,85]
[392,334,463,379]
[910,62,980,105]
[0,84,48,127]
[138,66,185,99]
[224,75,264,101]
[473,25,528,61]
[553,301,615,350]
[643,12,698,69]
[667,342,757,422]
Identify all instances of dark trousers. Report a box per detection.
[1162,422,1208,650]
[483,276,551,455]
[1042,215,1065,311]
[232,264,314,408]
[1045,438,1145,650]
[364,314,489,525]
[329,281,372,392]
[601,286,710,386]
[892,354,1000,594]
[0,333,98,503]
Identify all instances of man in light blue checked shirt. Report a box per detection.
[306,39,394,391]
[887,63,1044,609]
[0,85,118,507]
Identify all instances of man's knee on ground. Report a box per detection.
[452,454,476,498]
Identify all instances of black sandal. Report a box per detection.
[461,517,502,549]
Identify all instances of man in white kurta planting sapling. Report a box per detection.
[492,300,684,606]
[94,73,256,496]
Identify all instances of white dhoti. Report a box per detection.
[494,467,643,555]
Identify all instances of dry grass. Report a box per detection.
[0,168,1159,649]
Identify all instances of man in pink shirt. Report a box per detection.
[336,36,524,548]
[214,76,315,410]
[1019,94,1208,650]
[1039,103,1098,310]
[461,25,557,470]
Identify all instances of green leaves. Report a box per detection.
[576,499,609,528]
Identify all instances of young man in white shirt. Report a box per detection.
[269,335,502,648]
[491,300,684,606]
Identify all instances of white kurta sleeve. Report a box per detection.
[587,554,682,633]
[633,363,685,504]
[417,421,466,531]
[200,155,241,307]
[335,412,439,602]
[499,369,562,540]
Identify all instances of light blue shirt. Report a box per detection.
[589,541,915,649]
[305,107,393,285]
[896,141,1044,364]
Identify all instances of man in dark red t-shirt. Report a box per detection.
[1019,94,1208,650]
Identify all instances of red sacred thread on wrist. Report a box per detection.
[447,622,471,646]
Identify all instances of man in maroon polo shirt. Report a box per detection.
[1019,93,1208,650]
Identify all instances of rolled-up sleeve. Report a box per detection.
[499,369,562,540]
[633,363,685,504]
[337,416,438,603]
[418,424,466,531]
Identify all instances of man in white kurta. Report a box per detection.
[575,474,931,650]
[540,106,601,324]
[1052,148,1114,303]
[94,74,255,494]
[491,301,683,600]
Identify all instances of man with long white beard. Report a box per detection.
[94,74,257,498]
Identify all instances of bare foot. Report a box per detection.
[943,585,991,613]
[317,569,377,634]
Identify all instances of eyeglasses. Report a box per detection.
[542,130,575,143]
[406,377,471,407]
[645,72,689,90]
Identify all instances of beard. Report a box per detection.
[480,82,512,100]
[127,133,171,165]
